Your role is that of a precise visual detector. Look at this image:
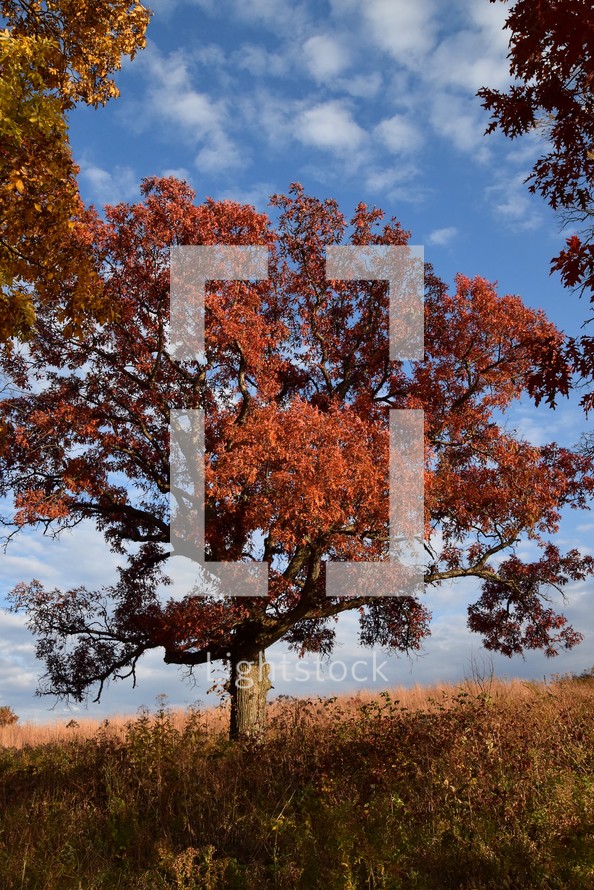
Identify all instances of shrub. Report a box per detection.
[0,706,18,727]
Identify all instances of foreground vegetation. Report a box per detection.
[1,676,593,889]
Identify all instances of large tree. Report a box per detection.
[0,0,151,342]
[478,0,594,406]
[2,178,593,738]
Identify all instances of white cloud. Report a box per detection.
[142,47,225,136]
[133,45,245,177]
[303,34,350,81]
[428,29,509,93]
[427,226,458,246]
[466,0,510,56]
[79,162,138,206]
[195,130,243,173]
[162,88,220,131]
[364,164,427,205]
[233,44,290,78]
[495,192,540,228]
[362,0,436,65]
[173,0,216,13]
[429,92,489,157]
[504,397,582,448]
[374,114,423,155]
[328,0,359,13]
[295,100,366,152]
[160,167,192,181]
[229,0,310,36]
[193,43,228,69]
[2,514,593,721]
[0,521,124,597]
[504,130,547,166]
[147,0,185,19]
[0,522,209,720]
[486,170,545,231]
[426,0,511,96]
[323,1,504,165]
[217,181,275,212]
[338,71,383,99]
[238,90,296,149]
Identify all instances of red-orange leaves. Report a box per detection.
[208,399,389,551]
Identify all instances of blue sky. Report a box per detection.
[1,0,593,721]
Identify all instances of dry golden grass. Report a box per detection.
[0,672,593,888]
[0,706,218,749]
[0,675,561,749]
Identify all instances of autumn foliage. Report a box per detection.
[479,0,594,288]
[1,179,593,731]
[0,0,151,341]
[0,705,18,727]
[479,0,594,406]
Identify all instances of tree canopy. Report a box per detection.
[478,0,594,406]
[0,0,151,342]
[2,179,593,735]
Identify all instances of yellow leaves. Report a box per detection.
[0,288,36,342]
[0,1,150,342]
[1,2,151,107]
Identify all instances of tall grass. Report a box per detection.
[0,676,593,888]
[0,679,537,749]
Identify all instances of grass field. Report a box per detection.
[1,673,593,888]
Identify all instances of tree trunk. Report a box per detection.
[228,651,272,740]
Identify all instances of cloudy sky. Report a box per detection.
[1,0,593,722]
